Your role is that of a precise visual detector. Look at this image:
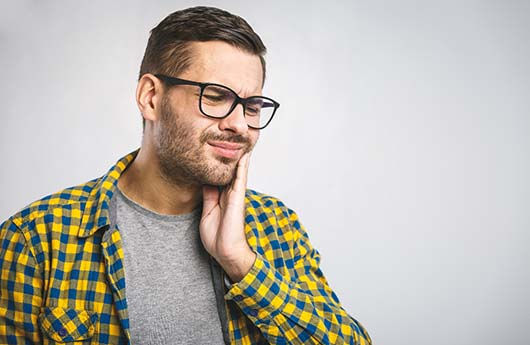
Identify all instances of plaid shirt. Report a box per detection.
[0,151,371,344]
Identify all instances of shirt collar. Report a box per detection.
[78,149,139,238]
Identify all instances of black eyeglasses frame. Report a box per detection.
[154,74,280,130]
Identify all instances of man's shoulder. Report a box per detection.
[4,177,102,230]
[245,188,288,209]
[244,189,307,241]
[245,188,297,221]
[3,151,135,234]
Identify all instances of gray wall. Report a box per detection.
[1,1,529,344]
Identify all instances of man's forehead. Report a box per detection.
[182,41,263,95]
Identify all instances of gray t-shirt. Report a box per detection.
[110,187,225,345]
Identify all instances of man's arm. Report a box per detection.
[0,218,43,344]
[199,153,371,344]
[225,206,372,345]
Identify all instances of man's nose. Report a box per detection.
[218,103,248,134]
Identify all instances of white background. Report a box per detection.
[1,1,529,344]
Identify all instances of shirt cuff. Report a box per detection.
[224,253,291,323]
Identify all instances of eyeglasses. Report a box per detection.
[154,74,280,130]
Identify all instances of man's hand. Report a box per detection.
[200,153,256,282]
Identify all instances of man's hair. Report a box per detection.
[139,6,267,130]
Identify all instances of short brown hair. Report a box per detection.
[139,6,267,129]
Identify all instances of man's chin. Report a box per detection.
[201,174,234,187]
[198,160,238,186]
[208,148,242,165]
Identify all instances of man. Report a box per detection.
[0,6,371,345]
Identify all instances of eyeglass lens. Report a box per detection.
[200,85,275,129]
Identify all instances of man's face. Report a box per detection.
[155,41,262,186]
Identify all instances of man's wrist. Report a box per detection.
[219,249,256,282]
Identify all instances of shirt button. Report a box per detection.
[233,295,243,302]
[58,328,67,337]
[248,309,258,317]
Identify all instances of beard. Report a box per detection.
[156,94,254,187]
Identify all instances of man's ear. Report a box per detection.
[136,74,165,125]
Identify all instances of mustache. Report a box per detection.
[200,132,251,146]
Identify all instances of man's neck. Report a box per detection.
[117,148,202,215]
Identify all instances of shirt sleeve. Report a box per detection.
[225,207,372,345]
[0,218,43,344]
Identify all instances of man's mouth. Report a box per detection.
[207,140,245,159]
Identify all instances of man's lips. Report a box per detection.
[207,140,245,159]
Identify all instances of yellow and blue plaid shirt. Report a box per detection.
[0,151,371,344]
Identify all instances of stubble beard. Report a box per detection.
[156,95,253,187]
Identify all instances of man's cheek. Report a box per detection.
[248,134,259,152]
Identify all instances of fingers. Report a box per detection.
[232,152,250,194]
[202,185,220,216]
